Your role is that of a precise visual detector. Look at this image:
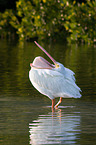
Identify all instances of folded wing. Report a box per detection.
[29,68,81,99]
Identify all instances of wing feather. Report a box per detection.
[29,68,81,99]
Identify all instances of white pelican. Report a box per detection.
[29,41,81,109]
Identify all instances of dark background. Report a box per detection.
[0,0,86,12]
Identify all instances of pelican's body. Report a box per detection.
[29,42,81,109]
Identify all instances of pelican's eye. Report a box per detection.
[55,64,59,68]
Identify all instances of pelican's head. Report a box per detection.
[54,62,65,74]
[30,41,64,71]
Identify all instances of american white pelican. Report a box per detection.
[29,41,81,109]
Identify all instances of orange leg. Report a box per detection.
[52,99,55,109]
[55,97,63,108]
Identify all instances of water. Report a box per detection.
[29,103,96,145]
[0,40,96,145]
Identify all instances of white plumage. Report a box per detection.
[29,42,81,108]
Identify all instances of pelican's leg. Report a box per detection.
[52,99,55,109]
[55,97,63,108]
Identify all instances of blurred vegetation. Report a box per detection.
[0,0,96,43]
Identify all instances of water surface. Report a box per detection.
[0,40,96,145]
[29,102,96,145]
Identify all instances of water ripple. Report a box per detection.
[29,109,81,145]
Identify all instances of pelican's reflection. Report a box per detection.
[29,109,81,145]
